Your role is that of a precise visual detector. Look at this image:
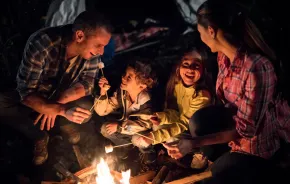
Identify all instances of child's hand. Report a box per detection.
[98,77,111,95]
[132,134,153,148]
[105,123,118,135]
[150,114,160,126]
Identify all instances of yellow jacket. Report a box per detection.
[150,82,211,144]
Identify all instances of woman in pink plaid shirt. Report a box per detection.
[163,0,290,183]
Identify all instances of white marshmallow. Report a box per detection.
[97,61,105,69]
[105,145,114,153]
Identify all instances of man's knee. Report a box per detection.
[67,96,93,110]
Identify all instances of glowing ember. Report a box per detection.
[96,158,130,184]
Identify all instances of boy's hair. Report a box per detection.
[127,59,157,89]
[72,11,113,36]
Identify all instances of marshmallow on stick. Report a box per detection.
[97,61,105,76]
[105,143,133,153]
[97,61,111,90]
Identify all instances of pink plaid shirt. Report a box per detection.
[216,48,290,159]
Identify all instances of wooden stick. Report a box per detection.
[113,142,133,148]
[166,171,212,184]
[134,132,155,142]
[100,68,104,77]
[89,95,102,112]
[72,145,89,169]
[120,127,156,142]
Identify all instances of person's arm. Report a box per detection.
[163,129,240,159]
[151,122,188,144]
[151,90,212,144]
[57,83,86,104]
[192,129,240,147]
[94,90,120,116]
[181,90,211,124]
[17,32,63,114]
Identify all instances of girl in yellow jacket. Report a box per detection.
[133,47,214,168]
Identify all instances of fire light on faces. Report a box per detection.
[95,158,130,184]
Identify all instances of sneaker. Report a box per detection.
[191,153,208,169]
[60,124,80,144]
[33,132,49,165]
[139,151,156,165]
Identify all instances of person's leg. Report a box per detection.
[100,122,133,159]
[57,96,93,144]
[0,90,48,165]
[189,105,235,161]
[130,133,156,164]
[201,152,277,184]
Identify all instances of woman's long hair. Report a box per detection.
[196,0,276,61]
[165,46,215,109]
[196,0,287,98]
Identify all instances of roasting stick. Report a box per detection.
[105,125,157,153]
[105,143,134,153]
[88,61,110,112]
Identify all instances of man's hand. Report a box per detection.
[105,123,118,135]
[64,107,91,124]
[163,139,196,159]
[34,114,57,131]
[98,77,110,96]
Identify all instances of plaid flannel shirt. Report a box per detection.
[16,25,100,100]
[216,48,288,159]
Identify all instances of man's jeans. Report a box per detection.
[0,89,93,141]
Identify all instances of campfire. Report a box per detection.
[96,158,130,184]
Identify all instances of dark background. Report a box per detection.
[0,0,289,183]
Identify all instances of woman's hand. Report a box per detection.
[163,139,196,159]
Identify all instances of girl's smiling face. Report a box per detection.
[179,51,203,86]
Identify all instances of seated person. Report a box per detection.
[133,47,215,169]
[94,59,157,164]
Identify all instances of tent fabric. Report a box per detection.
[45,0,86,27]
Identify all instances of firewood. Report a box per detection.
[74,165,97,179]
[166,171,212,184]
[152,166,169,184]
[72,145,89,169]
[130,171,156,184]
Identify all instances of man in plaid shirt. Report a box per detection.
[0,11,112,165]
